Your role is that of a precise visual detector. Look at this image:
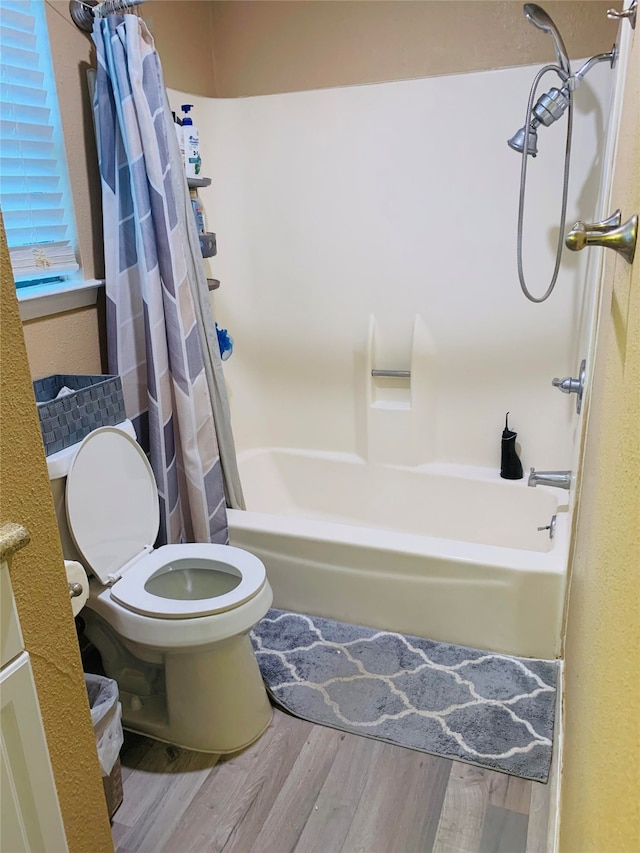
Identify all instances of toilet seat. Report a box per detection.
[108,543,266,619]
[66,427,265,620]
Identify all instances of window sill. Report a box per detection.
[18,279,104,322]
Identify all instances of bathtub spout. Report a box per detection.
[528,468,572,489]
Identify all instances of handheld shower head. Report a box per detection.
[523,3,571,75]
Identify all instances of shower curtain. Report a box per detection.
[92,14,244,546]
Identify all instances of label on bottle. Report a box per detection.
[184,128,201,177]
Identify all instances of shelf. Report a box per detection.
[188,176,212,188]
[199,232,217,258]
[207,279,220,291]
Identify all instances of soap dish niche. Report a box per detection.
[371,369,411,409]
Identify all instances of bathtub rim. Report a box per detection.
[227,505,569,576]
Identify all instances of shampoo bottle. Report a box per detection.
[189,188,206,234]
[181,104,201,178]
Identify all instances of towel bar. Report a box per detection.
[371,369,411,378]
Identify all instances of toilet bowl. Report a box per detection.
[52,423,273,753]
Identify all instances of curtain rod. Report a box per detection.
[69,0,145,33]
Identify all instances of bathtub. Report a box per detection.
[227,448,569,659]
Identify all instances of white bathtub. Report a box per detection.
[227,448,569,659]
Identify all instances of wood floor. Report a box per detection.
[112,708,553,853]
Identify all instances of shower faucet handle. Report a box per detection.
[566,209,637,265]
[552,359,586,414]
[583,210,622,232]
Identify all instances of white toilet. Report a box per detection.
[49,423,273,753]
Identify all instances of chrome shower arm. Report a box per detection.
[571,47,617,87]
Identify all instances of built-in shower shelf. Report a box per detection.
[199,232,217,258]
[371,400,411,411]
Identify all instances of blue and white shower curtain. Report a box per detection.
[92,14,243,545]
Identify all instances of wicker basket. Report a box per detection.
[33,374,125,456]
[103,758,123,820]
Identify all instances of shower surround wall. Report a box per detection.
[176,59,612,470]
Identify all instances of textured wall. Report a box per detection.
[0,218,114,852]
[559,24,640,853]
[144,1,217,96]
[209,0,616,97]
[23,305,105,380]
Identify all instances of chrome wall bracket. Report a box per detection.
[607,0,637,29]
[566,209,638,264]
[552,358,586,414]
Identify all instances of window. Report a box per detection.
[0,0,80,292]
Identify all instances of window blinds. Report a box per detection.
[0,0,79,286]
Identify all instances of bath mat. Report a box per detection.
[250,609,559,782]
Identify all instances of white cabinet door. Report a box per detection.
[0,653,68,853]
[1,558,24,668]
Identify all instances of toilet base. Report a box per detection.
[121,697,273,755]
[83,610,273,753]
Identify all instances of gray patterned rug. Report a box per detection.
[250,609,559,782]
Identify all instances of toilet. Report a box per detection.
[49,422,273,753]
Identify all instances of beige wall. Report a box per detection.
[209,1,615,97]
[144,1,217,96]
[558,24,640,853]
[23,304,106,379]
[0,217,114,853]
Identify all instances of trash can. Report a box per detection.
[85,673,124,819]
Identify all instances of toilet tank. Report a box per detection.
[47,420,137,563]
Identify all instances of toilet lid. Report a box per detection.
[65,427,159,585]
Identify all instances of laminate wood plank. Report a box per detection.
[479,805,528,853]
[487,771,532,815]
[525,780,553,853]
[162,708,315,853]
[293,733,386,853]
[340,744,452,853]
[111,820,130,853]
[113,740,219,852]
[119,731,156,783]
[526,707,557,853]
[242,720,344,853]
[111,709,552,853]
[432,762,491,853]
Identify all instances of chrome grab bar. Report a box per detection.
[371,370,411,378]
